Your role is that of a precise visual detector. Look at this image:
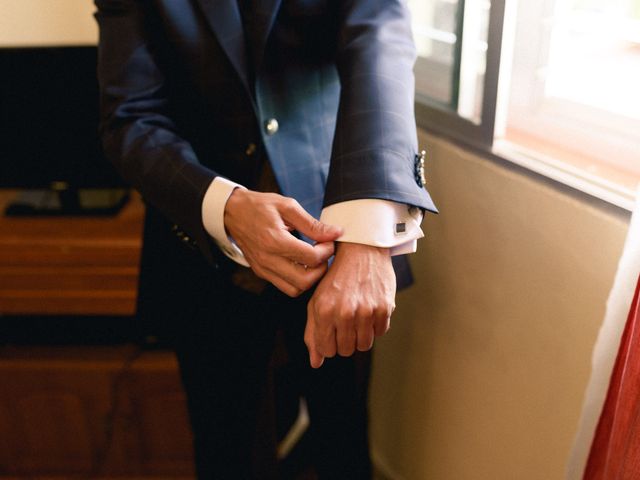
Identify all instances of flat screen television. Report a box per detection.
[0,46,129,216]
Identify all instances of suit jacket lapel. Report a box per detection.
[195,0,251,94]
[251,0,283,75]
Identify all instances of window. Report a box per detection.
[409,0,507,148]
[409,0,490,122]
[504,0,640,175]
[409,0,639,210]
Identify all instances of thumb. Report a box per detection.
[282,200,343,242]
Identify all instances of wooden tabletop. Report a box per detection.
[0,190,144,316]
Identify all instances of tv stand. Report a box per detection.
[0,189,143,316]
[4,184,130,217]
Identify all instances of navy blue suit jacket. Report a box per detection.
[95,0,437,316]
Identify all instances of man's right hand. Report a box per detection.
[224,189,343,297]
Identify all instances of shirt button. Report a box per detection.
[264,118,279,136]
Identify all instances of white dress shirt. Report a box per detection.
[202,176,424,267]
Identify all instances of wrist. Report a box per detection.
[336,242,390,257]
[224,187,249,228]
[201,177,250,267]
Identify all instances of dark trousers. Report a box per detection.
[172,269,372,480]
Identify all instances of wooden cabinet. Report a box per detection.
[0,192,195,478]
[0,190,143,316]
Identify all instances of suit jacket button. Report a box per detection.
[245,143,257,156]
[264,118,279,135]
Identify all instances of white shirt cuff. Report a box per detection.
[202,176,250,267]
[204,180,424,265]
[320,199,424,256]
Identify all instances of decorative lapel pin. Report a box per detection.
[415,150,427,188]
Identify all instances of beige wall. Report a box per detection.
[370,131,630,480]
[0,0,96,47]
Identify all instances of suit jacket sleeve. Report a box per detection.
[324,0,437,214]
[95,0,218,260]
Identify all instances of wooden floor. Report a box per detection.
[0,346,194,478]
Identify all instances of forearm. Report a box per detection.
[96,0,219,258]
[324,0,435,211]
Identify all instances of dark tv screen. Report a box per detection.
[0,46,125,189]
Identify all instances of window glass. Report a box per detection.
[409,0,491,123]
[409,0,458,105]
[546,0,640,122]
[505,0,640,176]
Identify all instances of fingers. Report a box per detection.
[265,259,327,297]
[356,325,375,352]
[337,309,380,355]
[223,190,336,289]
[305,304,391,368]
[223,191,340,297]
[280,198,343,243]
[373,311,392,337]
[302,242,397,367]
[278,234,335,267]
[242,230,331,297]
[305,304,325,369]
[306,299,376,368]
[337,325,357,357]
[250,260,325,298]
[305,310,380,361]
[267,275,303,298]
[306,300,381,363]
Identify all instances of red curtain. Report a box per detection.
[584,274,640,479]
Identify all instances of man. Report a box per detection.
[95,0,436,478]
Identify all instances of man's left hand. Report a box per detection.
[304,243,396,368]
